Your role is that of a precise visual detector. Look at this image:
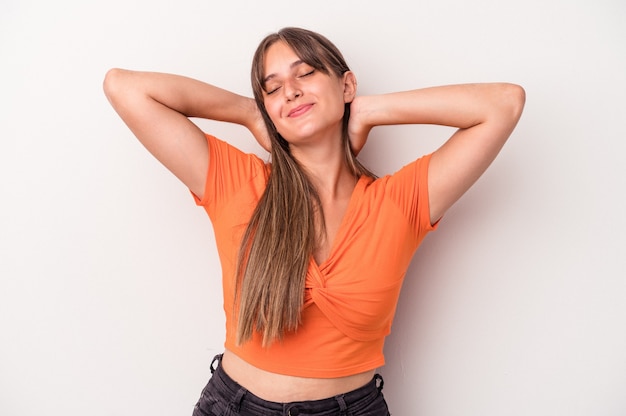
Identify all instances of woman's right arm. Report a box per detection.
[102,69,267,199]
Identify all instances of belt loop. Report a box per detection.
[374,374,384,392]
[335,394,348,416]
[210,354,223,375]
[229,387,246,413]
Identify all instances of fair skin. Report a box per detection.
[103,39,524,402]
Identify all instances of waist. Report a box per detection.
[221,349,376,402]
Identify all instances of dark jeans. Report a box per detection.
[192,354,391,416]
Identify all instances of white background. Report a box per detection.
[1,0,625,415]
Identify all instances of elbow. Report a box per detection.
[102,68,128,104]
[503,83,526,122]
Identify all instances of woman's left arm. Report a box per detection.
[349,83,525,224]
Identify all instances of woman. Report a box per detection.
[103,27,524,416]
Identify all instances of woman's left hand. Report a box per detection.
[347,96,373,156]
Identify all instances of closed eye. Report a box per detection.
[264,68,315,95]
[266,86,281,95]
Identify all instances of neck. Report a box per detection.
[289,137,356,199]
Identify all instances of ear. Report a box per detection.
[342,71,357,103]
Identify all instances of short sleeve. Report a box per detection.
[385,153,439,239]
[191,134,268,217]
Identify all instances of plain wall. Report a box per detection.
[1,0,625,415]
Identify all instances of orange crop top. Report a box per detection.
[193,134,438,378]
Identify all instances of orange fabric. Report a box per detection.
[193,134,438,378]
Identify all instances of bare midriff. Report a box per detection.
[220,349,376,402]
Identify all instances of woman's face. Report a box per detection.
[262,41,353,147]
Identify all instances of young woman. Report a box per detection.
[103,27,525,416]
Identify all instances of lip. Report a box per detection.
[287,103,313,118]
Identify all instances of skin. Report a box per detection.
[103,38,525,402]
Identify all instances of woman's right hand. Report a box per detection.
[246,101,271,153]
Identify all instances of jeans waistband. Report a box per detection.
[209,354,384,415]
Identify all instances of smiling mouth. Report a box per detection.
[288,104,313,117]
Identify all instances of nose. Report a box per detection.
[283,80,302,101]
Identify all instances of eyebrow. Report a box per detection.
[263,59,306,84]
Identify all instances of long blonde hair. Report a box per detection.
[235,27,375,346]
